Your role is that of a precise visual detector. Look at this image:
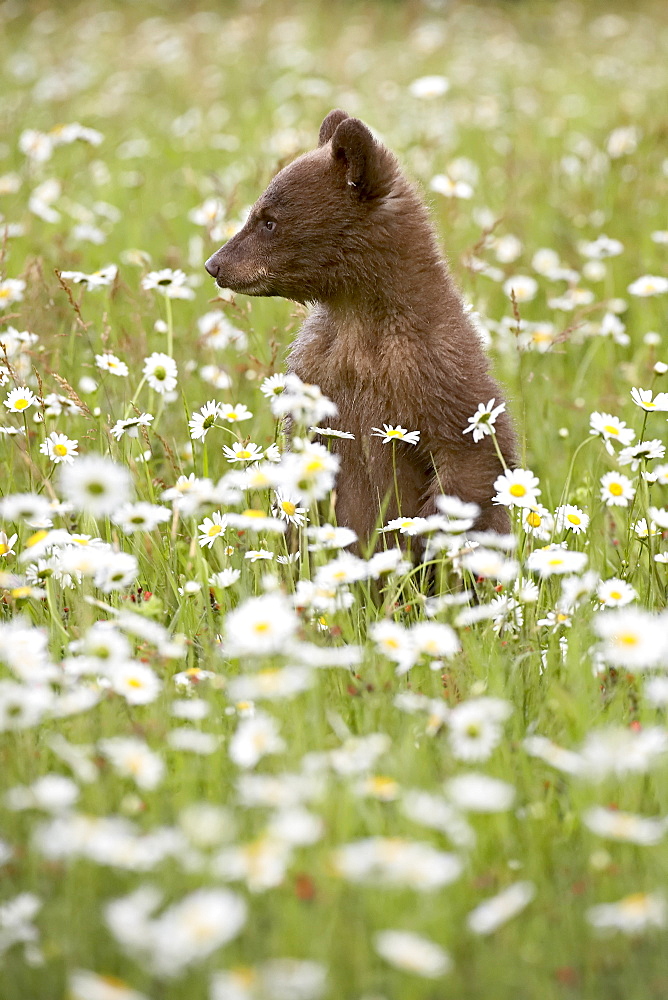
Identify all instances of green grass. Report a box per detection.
[1,1,668,998]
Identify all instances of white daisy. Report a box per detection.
[95,353,129,377]
[371,424,420,445]
[4,386,38,413]
[143,353,178,394]
[492,467,541,508]
[188,400,221,442]
[39,432,78,465]
[462,398,506,442]
[223,441,264,463]
[600,471,635,507]
[554,504,589,534]
[141,268,195,300]
[197,511,228,548]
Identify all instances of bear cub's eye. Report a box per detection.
[263,219,276,232]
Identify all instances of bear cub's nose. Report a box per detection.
[204,255,219,278]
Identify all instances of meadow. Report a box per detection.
[1,1,668,997]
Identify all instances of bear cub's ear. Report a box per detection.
[318,109,350,147]
[328,115,392,200]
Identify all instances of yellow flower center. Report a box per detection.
[237,449,252,459]
[604,425,619,435]
[207,525,222,536]
[0,288,11,299]
[617,632,639,646]
[567,513,581,525]
[281,501,296,516]
[526,511,542,528]
[253,622,270,633]
[11,586,32,598]
[127,678,143,688]
[620,893,651,914]
[14,398,29,410]
[383,638,399,649]
[242,508,264,518]
[53,443,68,456]
[304,459,325,473]
[0,544,8,555]
[510,484,527,497]
[27,530,48,548]
[609,483,623,496]
[609,590,622,600]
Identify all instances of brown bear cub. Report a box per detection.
[205,110,517,544]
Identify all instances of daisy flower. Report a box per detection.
[599,471,635,507]
[200,364,232,390]
[244,549,274,562]
[197,311,247,350]
[587,893,667,935]
[503,275,538,302]
[374,930,451,979]
[260,373,287,398]
[224,592,298,658]
[39,432,78,465]
[272,490,308,526]
[627,275,668,297]
[197,511,228,548]
[520,504,554,539]
[58,454,132,517]
[371,424,420,445]
[633,518,660,538]
[141,268,195,300]
[110,413,153,440]
[597,578,637,608]
[589,411,635,453]
[468,882,536,936]
[492,467,541,508]
[409,75,449,99]
[188,197,225,228]
[227,510,286,533]
[594,608,667,669]
[109,661,162,705]
[188,400,221,442]
[0,531,17,557]
[220,403,252,423]
[555,504,590,534]
[649,506,668,529]
[579,235,624,259]
[0,278,27,308]
[95,352,129,377]
[209,569,241,588]
[143,353,178,394]
[526,544,588,577]
[310,426,356,439]
[4,386,38,413]
[381,516,429,536]
[112,502,171,534]
[430,173,473,199]
[223,441,264,463]
[619,440,666,469]
[462,398,506,442]
[60,265,117,289]
[630,387,668,412]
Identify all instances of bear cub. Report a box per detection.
[205,109,517,544]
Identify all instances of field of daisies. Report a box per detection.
[1,1,668,998]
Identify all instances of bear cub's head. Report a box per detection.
[204,110,401,305]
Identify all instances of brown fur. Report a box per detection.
[205,110,517,544]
